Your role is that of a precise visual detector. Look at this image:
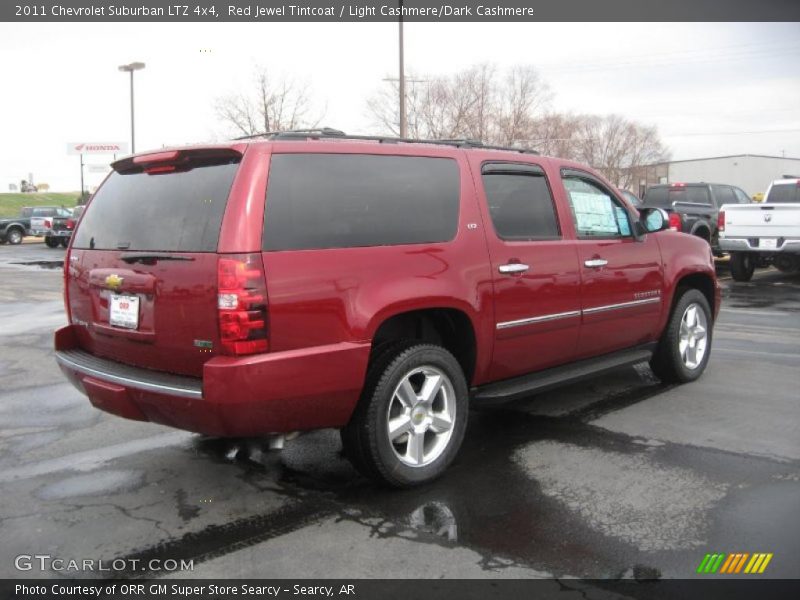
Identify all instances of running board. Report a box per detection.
[472,344,656,406]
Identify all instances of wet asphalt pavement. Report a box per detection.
[0,243,798,582]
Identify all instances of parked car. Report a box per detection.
[0,205,67,245]
[54,131,720,487]
[641,182,751,254]
[43,208,78,248]
[718,176,800,281]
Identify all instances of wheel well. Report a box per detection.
[6,224,24,233]
[371,308,477,383]
[673,273,715,317]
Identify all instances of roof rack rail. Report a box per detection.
[234,127,346,141]
[234,128,539,155]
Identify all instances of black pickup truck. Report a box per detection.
[0,206,75,246]
[641,183,752,254]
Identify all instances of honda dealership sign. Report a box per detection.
[67,142,129,155]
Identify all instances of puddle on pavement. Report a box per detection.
[37,469,145,500]
[9,260,64,270]
[512,441,727,552]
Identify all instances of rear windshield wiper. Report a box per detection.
[120,253,196,264]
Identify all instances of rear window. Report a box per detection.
[72,158,239,252]
[263,154,460,251]
[766,183,800,204]
[644,186,711,207]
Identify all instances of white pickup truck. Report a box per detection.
[719,177,800,281]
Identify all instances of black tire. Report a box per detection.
[44,236,60,248]
[341,342,469,488]
[60,238,69,248]
[6,227,23,245]
[729,252,755,282]
[650,289,713,384]
[774,256,799,274]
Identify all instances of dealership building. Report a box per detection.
[636,154,800,198]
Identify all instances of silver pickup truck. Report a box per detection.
[719,176,800,281]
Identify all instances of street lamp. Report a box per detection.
[118,61,145,153]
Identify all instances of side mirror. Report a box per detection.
[635,207,669,237]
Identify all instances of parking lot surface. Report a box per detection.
[1,243,798,580]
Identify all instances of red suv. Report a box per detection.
[55,130,720,487]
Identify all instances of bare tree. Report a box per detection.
[495,65,552,146]
[525,112,586,158]
[215,67,321,137]
[366,63,551,145]
[570,114,670,188]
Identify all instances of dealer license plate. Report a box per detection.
[760,238,778,250]
[109,294,140,329]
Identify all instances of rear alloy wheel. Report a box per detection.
[44,236,60,248]
[7,228,23,245]
[650,289,712,383]
[342,343,468,487]
[729,251,755,282]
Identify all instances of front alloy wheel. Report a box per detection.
[650,288,713,383]
[678,303,708,370]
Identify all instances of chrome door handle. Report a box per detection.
[584,258,608,268]
[498,263,530,274]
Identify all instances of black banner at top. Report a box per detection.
[3,0,800,22]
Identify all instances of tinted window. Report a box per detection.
[713,185,736,206]
[263,154,460,251]
[33,208,56,217]
[563,176,631,238]
[482,169,559,240]
[765,183,800,204]
[644,185,711,207]
[73,159,239,252]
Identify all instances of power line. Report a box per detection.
[538,43,800,74]
[664,128,800,138]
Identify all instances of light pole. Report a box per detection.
[118,62,145,153]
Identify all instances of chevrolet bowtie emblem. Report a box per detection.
[105,274,124,290]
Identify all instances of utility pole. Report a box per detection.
[398,0,406,138]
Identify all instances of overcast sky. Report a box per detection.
[0,21,798,191]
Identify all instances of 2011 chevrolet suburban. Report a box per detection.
[55,129,721,487]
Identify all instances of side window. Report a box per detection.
[562,174,632,238]
[481,164,560,240]
[734,188,751,204]
[263,154,460,251]
[713,185,736,207]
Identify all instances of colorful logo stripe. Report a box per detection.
[697,553,773,574]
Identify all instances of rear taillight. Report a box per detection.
[717,210,725,232]
[44,219,52,229]
[217,253,269,356]
[668,212,682,231]
[66,218,75,230]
